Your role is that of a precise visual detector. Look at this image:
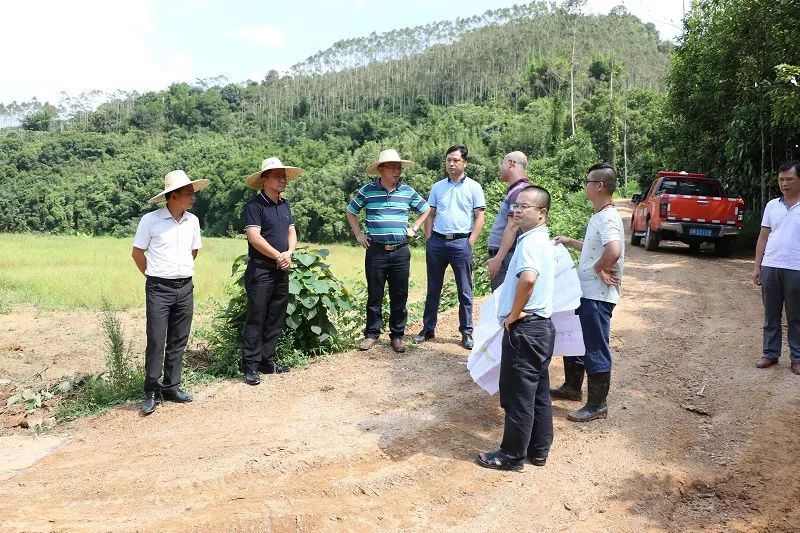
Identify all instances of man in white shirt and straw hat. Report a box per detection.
[132,170,210,416]
[346,148,430,353]
[240,157,301,386]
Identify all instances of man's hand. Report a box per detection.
[406,226,417,239]
[468,236,477,247]
[504,310,529,331]
[277,251,292,270]
[485,256,501,279]
[596,267,619,286]
[553,236,573,248]
[753,267,762,286]
[355,233,371,249]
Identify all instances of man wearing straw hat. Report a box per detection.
[240,157,301,386]
[346,148,430,353]
[132,170,210,416]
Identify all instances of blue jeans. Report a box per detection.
[422,234,474,334]
[761,266,800,363]
[567,297,616,374]
[499,316,555,459]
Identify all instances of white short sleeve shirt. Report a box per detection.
[761,197,800,271]
[133,208,202,279]
[577,206,625,304]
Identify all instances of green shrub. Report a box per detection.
[199,247,358,377]
[57,308,144,420]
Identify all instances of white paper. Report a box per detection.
[468,243,584,395]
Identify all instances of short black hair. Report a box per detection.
[519,184,551,211]
[164,190,176,201]
[587,162,617,193]
[778,161,800,175]
[446,145,468,161]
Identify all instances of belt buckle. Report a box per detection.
[445,233,455,240]
[384,244,397,251]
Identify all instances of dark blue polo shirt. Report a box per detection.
[243,192,294,261]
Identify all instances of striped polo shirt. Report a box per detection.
[347,181,429,244]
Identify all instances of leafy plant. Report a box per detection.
[199,247,358,377]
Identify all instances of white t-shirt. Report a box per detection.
[761,197,800,271]
[133,207,202,279]
[577,206,625,304]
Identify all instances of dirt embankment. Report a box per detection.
[1,202,798,532]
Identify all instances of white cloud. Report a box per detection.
[228,25,287,48]
[0,0,189,104]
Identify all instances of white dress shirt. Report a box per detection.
[133,207,202,279]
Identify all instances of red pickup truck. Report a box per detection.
[630,172,745,256]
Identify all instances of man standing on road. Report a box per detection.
[346,148,430,353]
[132,170,210,416]
[477,185,556,471]
[753,161,800,375]
[240,157,301,386]
[414,145,486,349]
[485,151,530,292]
[552,162,624,422]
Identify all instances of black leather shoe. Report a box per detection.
[476,449,524,471]
[244,369,261,385]
[528,456,547,467]
[141,391,158,415]
[161,388,193,403]
[259,362,290,374]
[413,330,434,343]
[461,333,474,349]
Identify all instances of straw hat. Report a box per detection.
[366,148,415,175]
[148,170,210,204]
[245,157,304,189]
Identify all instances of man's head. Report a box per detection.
[165,184,196,211]
[512,185,551,231]
[445,145,468,180]
[378,162,403,186]
[584,162,617,201]
[778,161,800,198]
[499,151,528,182]
[262,168,288,196]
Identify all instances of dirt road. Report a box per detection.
[2,203,798,532]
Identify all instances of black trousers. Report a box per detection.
[365,245,411,340]
[499,316,556,459]
[241,262,289,371]
[144,277,194,393]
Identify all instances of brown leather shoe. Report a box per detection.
[756,357,779,369]
[390,338,406,353]
[791,362,800,375]
[358,337,378,351]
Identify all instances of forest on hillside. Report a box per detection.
[0,0,798,242]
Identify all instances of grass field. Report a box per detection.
[0,234,431,312]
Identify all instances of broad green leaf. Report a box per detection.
[288,279,302,295]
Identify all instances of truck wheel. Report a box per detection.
[644,224,660,251]
[630,218,642,246]
[715,238,734,257]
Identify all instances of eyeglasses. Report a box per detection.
[778,177,797,183]
[510,203,546,211]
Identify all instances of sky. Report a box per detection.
[0,0,687,105]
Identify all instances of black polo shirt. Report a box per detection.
[243,192,294,260]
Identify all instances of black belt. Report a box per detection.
[374,242,408,251]
[249,257,279,269]
[147,276,192,288]
[516,313,548,323]
[488,247,515,256]
[433,231,470,240]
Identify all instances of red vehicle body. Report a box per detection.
[630,171,745,256]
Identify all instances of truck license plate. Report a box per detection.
[688,228,713,237]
